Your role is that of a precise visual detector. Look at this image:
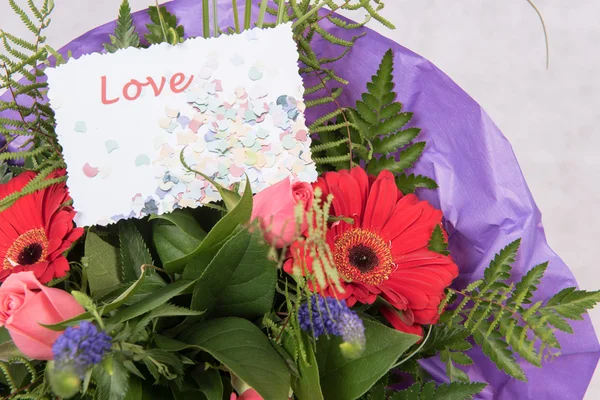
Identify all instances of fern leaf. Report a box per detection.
[396,173,438,194]
[542,288,600,320]
[145,5,185,45]
[104,0,140,53]
[473,325,526,381]
[428,225,449,256]
[508,262,547,309]
[482,239,520,290]
[391,381,486,400]
[8,0,38,34]
[372,127,420,154]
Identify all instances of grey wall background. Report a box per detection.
[1,0,598,397]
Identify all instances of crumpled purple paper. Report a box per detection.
[0,0,597,398]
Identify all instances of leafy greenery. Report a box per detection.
[391,381,487,400]
[312,49,437,194]
[145,5,185,45]
[431,240,600,382]
[0,0,67,211]
[316,318,419,400]
[104,0,140,53]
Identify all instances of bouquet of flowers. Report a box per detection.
[0,1,598,399]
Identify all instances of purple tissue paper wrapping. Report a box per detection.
[0,0,597,398]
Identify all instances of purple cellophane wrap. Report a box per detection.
[1,0,597,398]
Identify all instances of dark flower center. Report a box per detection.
[348,244,379,273]
[3,228,49,270]
[333,228,394,286]
[17,243,44,265]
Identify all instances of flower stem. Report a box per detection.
[257,0,269,28]
[391,324,432,369]
[244,0,252,30]
[232,0,240,33]
[202,0,210,38]
[212,0,219,37]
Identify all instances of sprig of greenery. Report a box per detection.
[391,381,487,400]
[429,240,600,382]
[104,0,140,53]
[145,5,185,45]
[312,49,437,193]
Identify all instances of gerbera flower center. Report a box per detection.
[3,228,49,270]
[333,229,394,286]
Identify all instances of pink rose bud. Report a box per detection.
[251,177,314,248]
[0,271,85,360]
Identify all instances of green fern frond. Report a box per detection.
[104,0,140,53]
[396,173,438,194]
[145,5,185,45]
[435,239,600,382]
[391,381,486,400]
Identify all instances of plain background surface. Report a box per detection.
[1,0,599,397]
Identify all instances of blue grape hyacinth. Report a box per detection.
[52,321,112,377]
[298,295,366,358]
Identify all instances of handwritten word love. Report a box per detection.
[101,73,194,105]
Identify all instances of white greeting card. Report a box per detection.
[46,24,317,227]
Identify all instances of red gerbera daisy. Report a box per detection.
[284,167,459,335]
[0,170,83,284]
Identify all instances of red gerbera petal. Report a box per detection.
[0,169,81,283]
[286,167,459,335]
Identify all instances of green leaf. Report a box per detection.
[482,239,521,290]
[0,339,26,362]
[508,262,547,308]
[190,228,277,318]
[145,5,185,45]
[317,318,420,400]
[395,173,438,195]
[180,176,253,277]
[151,209,207,267]
[372,127,420,154]
[376,113,413,136]
[149,303,204,319]
[123,375,142,400]
[179,318,290,400]
[107,279,198,325]
[93,356,130,400]
[428,225,449,256]
[543,288,600,320]
[190,366,223,400]
[391,381,487,400]
[179,151,241,211]
[84,232,122,299]
[104,0,140,53]
[42,267,149,331]
[119,220,154,281]
[473,324,526,381]
[285,332,323,400]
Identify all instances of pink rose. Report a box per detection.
[230,389,263,400]
[0,271,85,360]
[251,177,314,248]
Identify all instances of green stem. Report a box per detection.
[244,0,252,30]
[276,0,287,25]
[154,0,168,42]
[291,0,328,28]
[391,325,432,369]
[232,0,240,33]
[202,0,210,38]
[257,0,268,28]
[212,0,219,37]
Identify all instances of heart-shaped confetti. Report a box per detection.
[165,107,180,118]
[231,54,244,66]
[74,121,87,133]
[135,154,150,166]
[105,140,119,153]
[248,66,263,81]
[82,163,98,178]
